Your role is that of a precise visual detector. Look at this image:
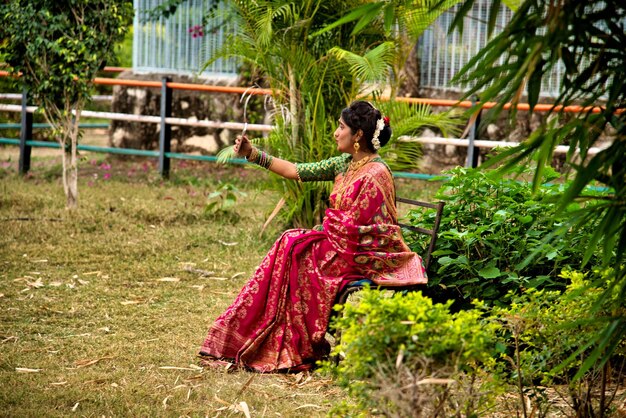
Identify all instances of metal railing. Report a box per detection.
[0,76,273,176]
[0,70,611,178]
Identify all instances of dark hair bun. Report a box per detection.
[377,124,391,148]
[340,101,392,152]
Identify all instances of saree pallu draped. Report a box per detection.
[200,157,427,372]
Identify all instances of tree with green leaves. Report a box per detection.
[0,0,134,209]
[312,0,522,97]
[158,0,462,227]
[450,0,625,378]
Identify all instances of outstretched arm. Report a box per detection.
[233,135,299,180]
[265,157,298,180]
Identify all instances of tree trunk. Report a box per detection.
[59,108,81,210]
[398,42,421,98]
[288,64,298,146]
[63,150,79,209]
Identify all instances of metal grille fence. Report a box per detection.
[133,1,568,96]
[133,0,238,78]
[419,2,565,97]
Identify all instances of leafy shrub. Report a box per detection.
[204,182,247,221]
[491,269,626,417]
[405,167,603,307]
[323,289,503,416]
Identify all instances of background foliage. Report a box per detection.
[195,0,463,227]
[492,269,626,416]
[406,167,606,308]
[450,0,626,369]
[326,270,625,417]
[324,289,502,416]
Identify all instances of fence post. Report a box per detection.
[158,76,172,178]
[466,95,481,168]
[19,87,33,175]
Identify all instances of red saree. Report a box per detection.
[199,155,426,372]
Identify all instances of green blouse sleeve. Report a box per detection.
[295,154,351,182]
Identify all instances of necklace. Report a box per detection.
[335,154,377,207]
[347,154,375,174]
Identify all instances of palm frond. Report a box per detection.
[501,0,522,10]
[377,100,464,138]
[309,2,382,38]
[329,42,395,82]
[369,99,464,172]
[215,146,237,164]
[402,0,463,38]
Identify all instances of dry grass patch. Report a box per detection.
[0,156,351,417]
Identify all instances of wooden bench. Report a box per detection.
[331,198,445,360]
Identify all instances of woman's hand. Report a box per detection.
[233,134,253,158]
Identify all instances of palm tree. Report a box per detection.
[311,0,465,99]
[206,0,462,227]
[210,0,363,227]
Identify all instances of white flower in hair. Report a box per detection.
[371,118,385,150]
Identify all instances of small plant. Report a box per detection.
[204,182,247,218]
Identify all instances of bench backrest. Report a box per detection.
[395,197,445,272]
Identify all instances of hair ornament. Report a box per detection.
[371,118,385,150]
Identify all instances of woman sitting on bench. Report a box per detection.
[199,100,427,372]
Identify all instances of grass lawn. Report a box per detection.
[0,151,440,417]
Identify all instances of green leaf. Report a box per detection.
[382,3,394,34]
[204,201,218,213]
[478,266,501,279]
[329,43,395,82]
[223,197,236,208]
[438,256,453,266]
[518,215,533,224]
[487,0,502,37]
[309,2,382,38]
[447,0,476,35]
[545,250,558,260]
[527,58,543,111]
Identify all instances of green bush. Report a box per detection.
[491,269,626,416]
[323,289,503,416]
[405,167,604,307]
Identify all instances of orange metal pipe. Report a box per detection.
[93,77,273,95]
[395,96,474,108]
[394,95,615,114]
[166,82,273,95]
[93,77,161,88]
[102,66,127,73]
[494,102,610,114]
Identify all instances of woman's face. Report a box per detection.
[334,117,359,154]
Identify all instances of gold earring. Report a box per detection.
[354,142,360,152]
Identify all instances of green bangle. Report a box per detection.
[247,148,273,170]
[256,151,274,169]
